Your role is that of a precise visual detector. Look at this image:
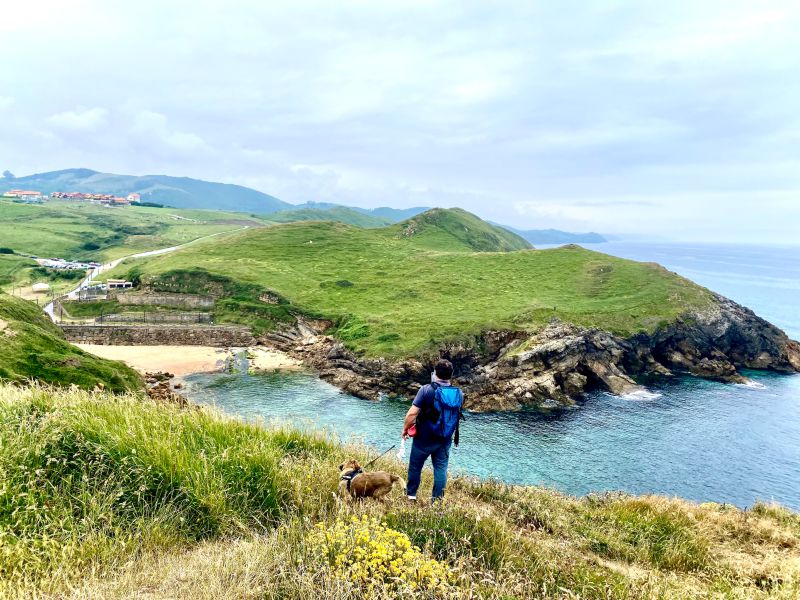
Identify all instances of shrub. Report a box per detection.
[307,515,451,594]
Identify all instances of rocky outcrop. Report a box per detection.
[259,294,800,412]
[144,372,189,407]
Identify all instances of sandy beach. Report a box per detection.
[76,344,303,377]
[76,344,232,376]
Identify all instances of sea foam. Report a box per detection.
[619,389,662,401]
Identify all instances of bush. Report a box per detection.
[307,515,451,594]
[31,266,85,282]
[0,247,13,254]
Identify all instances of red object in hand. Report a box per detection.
[408,424,417,438]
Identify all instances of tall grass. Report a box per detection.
[0,383,337,584]
[1,383,799,599]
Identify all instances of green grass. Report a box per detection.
[0,293,143,392]
[0,199,265,263]
[2,383,798,599]
[0,254,37,288]
[107,210,715,358]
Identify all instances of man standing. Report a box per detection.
[402,359,463,503]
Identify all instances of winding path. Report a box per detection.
[44,228,247,321]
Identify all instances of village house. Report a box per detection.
[126,193,141,203]
[106,279,133,289]
[50,191,131,206]
[3,189,44,202]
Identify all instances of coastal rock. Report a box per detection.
[258,292,800,412]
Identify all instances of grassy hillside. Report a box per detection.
[6,168,291,213]
[0,294,142,392]
[108,209,714,357]
[0,199,264,281]
[0,254,37,288]
[2,383,798,599]
[268,206,394,228]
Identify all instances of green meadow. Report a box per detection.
[0,199,272,293]
[0,199,266,262]
[107,209,714,357]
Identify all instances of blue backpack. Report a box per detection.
[425,383,464,445]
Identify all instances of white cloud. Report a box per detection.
[128,110,210,155]
[0,1,799,242]
[47,107,109,133]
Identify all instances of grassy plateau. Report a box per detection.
[1,382,797,599]
[107,208,714,358]
[0,199,271,296]
[0,199,265,265]
[0,293,142,392]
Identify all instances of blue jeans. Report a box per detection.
[406,436,452,500]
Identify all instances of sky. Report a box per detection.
[2,0,799,243]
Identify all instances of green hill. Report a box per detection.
[390,208,532,252]
[267,206,393,228]
[2,382,797,599]
[0,294,143,392]
[5,168,291,213]
[107,209,713,357]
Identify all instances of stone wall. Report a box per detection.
[100,312,213,324]
[111,291,215,309]
[61,324,254,346]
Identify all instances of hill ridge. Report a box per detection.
[392,207,532,252]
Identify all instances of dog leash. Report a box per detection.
[363,444,396,469]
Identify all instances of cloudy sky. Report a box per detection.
[2,1,799,242]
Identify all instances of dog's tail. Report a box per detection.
[391,474,406,495]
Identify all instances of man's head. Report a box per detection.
[434,358,453,381]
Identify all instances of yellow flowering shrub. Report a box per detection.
[308,515,451,593]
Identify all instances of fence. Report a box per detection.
[96,311,213,324]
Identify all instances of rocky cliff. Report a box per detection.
[260,292,800,411]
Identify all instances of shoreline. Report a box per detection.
[76,344,303,377]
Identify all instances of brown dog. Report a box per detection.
[338,458,406,501]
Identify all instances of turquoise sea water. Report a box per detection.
[183,243,800,510]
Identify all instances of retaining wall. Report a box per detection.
[111,291,215,309]
[61,324,254,346]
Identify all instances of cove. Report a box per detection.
[182,241,800,510]
[183,367,800,510]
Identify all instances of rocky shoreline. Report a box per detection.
[261,293,800,411]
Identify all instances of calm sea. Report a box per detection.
[183,243,800,510]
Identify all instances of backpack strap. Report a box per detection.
[418,383,440,423]
[454,408,465,447]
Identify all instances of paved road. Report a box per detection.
[44,228,246,321]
